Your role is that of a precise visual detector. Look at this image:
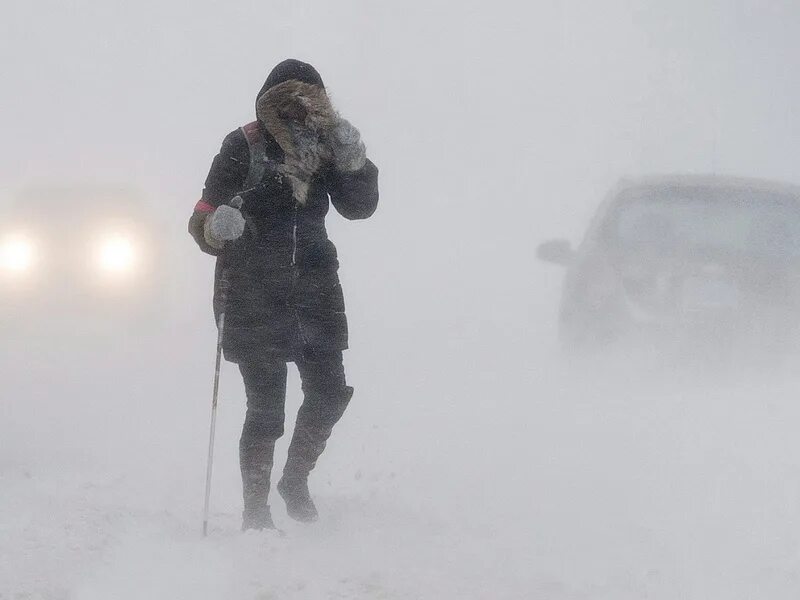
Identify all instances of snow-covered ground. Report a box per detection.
[5,330,800,599]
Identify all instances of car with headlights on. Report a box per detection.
[537,175,800,355]
[0,185,164,338]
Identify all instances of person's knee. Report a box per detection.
[298,385,354,432]
[298,352,346,395]
[240,360,287,398]
[242,407,286,441]
[238,358,288,441]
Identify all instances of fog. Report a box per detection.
[2,1,800,598]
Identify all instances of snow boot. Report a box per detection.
[277,475,318,523]
[279,385,354,522]
[240,439,276,531]
[241,505,275,531]
[278,420,329,522]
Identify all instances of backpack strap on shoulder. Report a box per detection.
[240,121,267,191]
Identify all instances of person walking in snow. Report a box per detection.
[189,59,379,531]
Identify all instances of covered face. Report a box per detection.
[256,60,336,138]
[254,60,340,205]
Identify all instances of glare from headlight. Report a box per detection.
[1,235,35,273]
[96,235,137,273]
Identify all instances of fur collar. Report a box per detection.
[256,80,337,205]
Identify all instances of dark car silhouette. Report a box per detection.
[538,175,800,354]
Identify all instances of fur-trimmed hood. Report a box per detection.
[253,60,368,205]
[256,79,338,206]
[255,62,339,206]
[256,79,337,160]
[256,59,325,110]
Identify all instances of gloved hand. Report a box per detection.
[328,118,367,173]
[203,202,245,249]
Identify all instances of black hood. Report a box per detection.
[255,59,324,110]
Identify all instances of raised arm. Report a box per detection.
[327,159,380,220]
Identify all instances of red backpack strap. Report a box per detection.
[193,199,215,213]
[240,121,267,191]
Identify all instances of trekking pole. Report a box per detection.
[202,272,229,537]
[202,196,243,537]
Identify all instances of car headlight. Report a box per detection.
[0,234,36,273]
[95,234,138,274]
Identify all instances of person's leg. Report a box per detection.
[238,357,288,530]
[279,349,353,522]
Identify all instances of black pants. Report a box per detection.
[238,349,353,511]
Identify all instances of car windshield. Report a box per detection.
[606,187,800,259]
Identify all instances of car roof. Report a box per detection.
[613,174,800,199]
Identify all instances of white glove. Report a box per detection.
[329,118,367,172]
[204,203,245,249]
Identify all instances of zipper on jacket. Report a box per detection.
[289,201,309,346]
[291,203,298,266]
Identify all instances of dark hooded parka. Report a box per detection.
[189,60,379,362]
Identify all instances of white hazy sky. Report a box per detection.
[3,1,798,202]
